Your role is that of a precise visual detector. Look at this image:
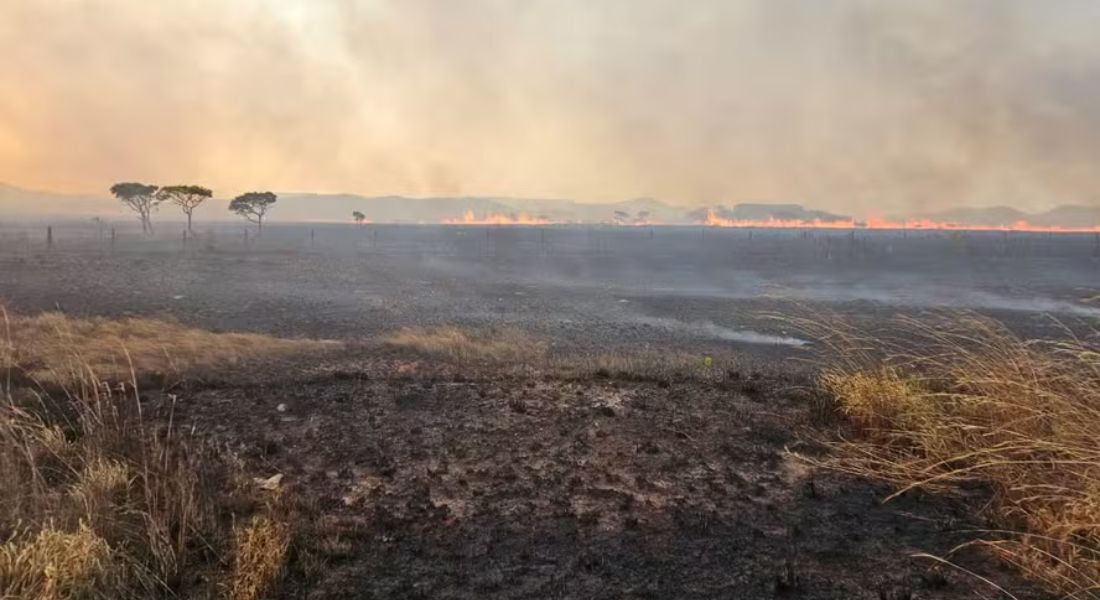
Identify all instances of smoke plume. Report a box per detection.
[2,0,1099,214]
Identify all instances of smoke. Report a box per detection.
[2,0,1100,214]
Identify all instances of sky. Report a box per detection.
[1,0,1100,215]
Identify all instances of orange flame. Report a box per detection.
[703,209,1100,233]
[442,210,555,225]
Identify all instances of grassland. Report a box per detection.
[804,313,1100,597]
[0,307,332,599]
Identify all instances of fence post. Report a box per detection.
[47,225,53,248]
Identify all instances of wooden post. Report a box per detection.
[46,225,53,248]
[110,227,116,249]
[311,229,315,248]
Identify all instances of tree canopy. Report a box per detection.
[109,182,161,234]
[159,185,212,208]
[229,192,277,231]
[160,185,213,233]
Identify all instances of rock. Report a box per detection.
[254,473,284,491]
[276,403,288,413]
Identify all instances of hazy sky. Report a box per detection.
[2,0,1099,214]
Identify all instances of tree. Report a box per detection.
[352,211,366,226]
[159,185,212,235]
[109,182,161,234]
[229,192,277,233]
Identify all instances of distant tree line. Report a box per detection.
[108,182,278,235]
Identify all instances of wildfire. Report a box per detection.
[703,209,1100,233]
[442,210,555,225]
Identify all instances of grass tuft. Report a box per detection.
[229,516,290,600]
[799,312,1100,596]
[382,326,545,363]
[0,523,126,600]
[0,306,305,598]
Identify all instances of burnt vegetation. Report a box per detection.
[0,226,1095,598]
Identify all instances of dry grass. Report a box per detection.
[552,349,737,383]
[382,325,546,363]
[0,524,125,599]
[382,325,744,384]
[228,516,290,600]
[1,309,332,386]
[0,307,303,598]
[799,312,1100,596]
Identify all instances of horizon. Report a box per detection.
[4,179,1100,231]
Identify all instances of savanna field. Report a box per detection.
[8,1,1100,597]
[0,223,1097,598]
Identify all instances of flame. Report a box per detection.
[703,209,1100,233]
[442,210,555,225]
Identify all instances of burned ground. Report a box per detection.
[2,223,1091,598]
[148,350,1043,599]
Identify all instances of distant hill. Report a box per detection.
[919,205,1100,227]
[272,194,517,223]
[3,182,1098,227]
[917,206,1029,226]
[271,194,690,224]
[0,182,118,220]
[686,203,852,223]
[0,184,692,224]
[1029,205,1100,227]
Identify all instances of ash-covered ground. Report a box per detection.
[1,222,1095,598]
[2,223,1097,351]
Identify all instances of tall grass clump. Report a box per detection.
[800,312,1100,596]
[0,307,297,598]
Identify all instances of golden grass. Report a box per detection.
[0,308,305,598]
[382,325,546,363]
[800,313,1100,596]
[382,325,740,384]
[552,349,735,383]
[0,524,125,600]
[1,308,332,386]
[228,516,290,600]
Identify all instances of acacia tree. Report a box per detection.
[352,211,366,226]
[109,182,161,234]
[159,185,212,235]
[229,192,277,233]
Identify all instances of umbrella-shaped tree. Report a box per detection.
[229,192,277,233]
[159,185,212,235]
[109,182,161,234]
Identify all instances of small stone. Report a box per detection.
[254,473,284,491]
[276,403,288,413]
